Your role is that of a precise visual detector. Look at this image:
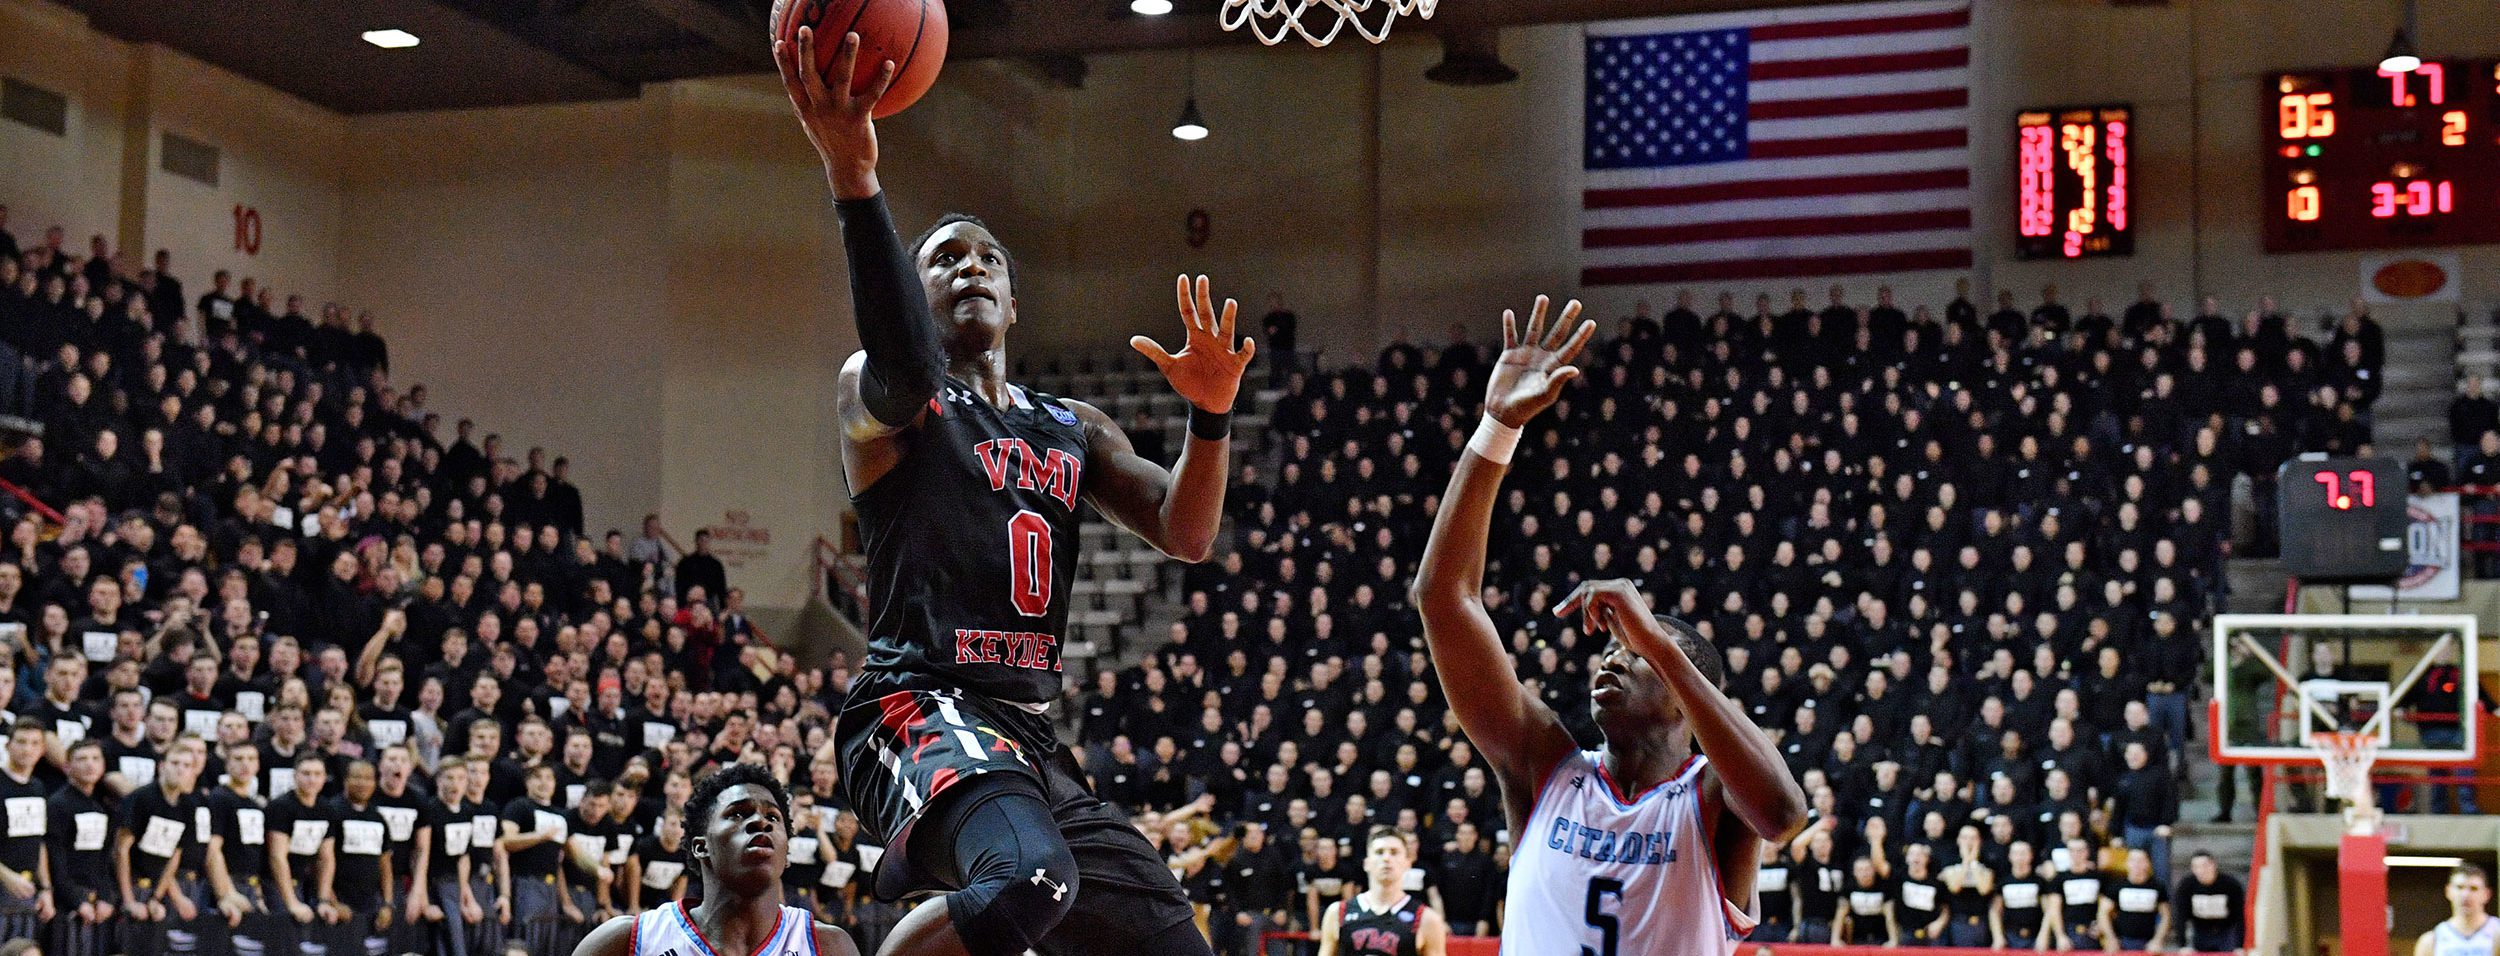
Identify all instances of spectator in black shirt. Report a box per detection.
[2413,437,2457,492]
[500,763,577,956]
[115,742,206,951]
[322,759,393,956]
[2098,850,2170,951]
[1213,822,1294,956]
[203,743,276,954]
[50,739,117,954]
[1993,840,2050,949]
[2453,378,2500,452]
[2109,741,2176,883]
[674,530,728,608]
[2173,850,2244,952]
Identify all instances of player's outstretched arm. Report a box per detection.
[570,913,636,956]
[779,27,941,444]
[1411,296,1592,799]
[1557,579,1808,843]
[1076,275,1252,563]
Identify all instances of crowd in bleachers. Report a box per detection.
[1067,279,2388,952]
[0,214,870,956]
[0,198,2388,956]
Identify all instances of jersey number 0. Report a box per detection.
[1009,510,1052,617]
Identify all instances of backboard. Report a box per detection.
[2211,613,2479,766]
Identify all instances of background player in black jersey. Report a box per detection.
[776,25,1249,956]
[1316,827,1447,956]
[571,764,856,956]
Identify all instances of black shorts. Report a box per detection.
[834,675,1193,934]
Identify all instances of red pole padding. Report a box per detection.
[2341,830,2389,956]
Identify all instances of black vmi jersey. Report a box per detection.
[1339,893,1424,956]
[855,376,1091,707]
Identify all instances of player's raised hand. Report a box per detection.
[1134,274,1256,415]
[1555,578,1678,662]
[1485,295,1594,428]
[775,27,898,198]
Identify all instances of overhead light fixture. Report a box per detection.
[2386,855,2467,868]
[362,29,421,49]
[1172,98,1209,140]
[1172,52,1207,141]
[2378,0,2419,72]
[2379,30,2419,72]
[1426,29,1519,86]
[1131,0,1174,14]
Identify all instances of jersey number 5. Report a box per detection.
[1583,876,1622,956]
[1009,510,1052,617]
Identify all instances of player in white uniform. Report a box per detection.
[572,764,857,956]
[2419,864,2496,956]
[1413,297,1809,956]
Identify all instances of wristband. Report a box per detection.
[1468,416,1522,465]
[1188,406,1231,442]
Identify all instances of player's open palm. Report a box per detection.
[1135,274,1256,414]
[775,27,897,186]
[1485,295,1595,427]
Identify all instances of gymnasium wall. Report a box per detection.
[335,96,673,546]
[0,0,344,300]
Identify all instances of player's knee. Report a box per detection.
[946,836,1078,956]
[940,789,1080,956]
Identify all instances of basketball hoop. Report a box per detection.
[2316,730,2382,834]
[1219,0,1436,47]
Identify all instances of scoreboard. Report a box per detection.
[2265,61,2500,253]
[2016,104,2133,260]
[2277,457,2408,582]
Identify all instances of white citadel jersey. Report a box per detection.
[632,901,822,956]
[1503,751,1755,956]
[2433,917,2499,956]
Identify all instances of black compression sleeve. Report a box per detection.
[835,193,946,428]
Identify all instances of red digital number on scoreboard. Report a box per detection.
[2313,468,2375,511]
[2264,61,2500,252]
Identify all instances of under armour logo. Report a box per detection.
[1031,869,1067,901]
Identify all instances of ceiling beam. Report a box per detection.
[636,0,776,68]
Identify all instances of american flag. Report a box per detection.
[1581,0,1973,286]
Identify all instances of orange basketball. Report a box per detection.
[772,0,949,119]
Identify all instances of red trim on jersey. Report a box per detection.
[671,901,789,956]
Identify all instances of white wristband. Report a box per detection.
[1468,416,1522,465]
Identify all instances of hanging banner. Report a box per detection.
[2352,492,2461,602]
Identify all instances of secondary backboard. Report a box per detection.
[2212,613,2479,766]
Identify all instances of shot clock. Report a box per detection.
[2277,456,2408,582]
[2016,104,2133,260]
[2264,61,2500,253]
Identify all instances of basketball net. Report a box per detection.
[2316,730,2382,836]
[1219,0,1437,46]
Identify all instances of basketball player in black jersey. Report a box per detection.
[1317,828,1447,956]
[776,25,1249,956]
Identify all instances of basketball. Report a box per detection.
[771,0,949,118]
